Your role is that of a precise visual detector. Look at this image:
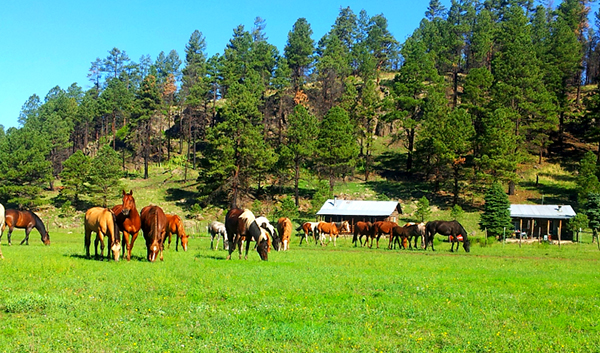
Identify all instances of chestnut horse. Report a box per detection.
[140,205,168,262]
[112,190,141,261]
[276,217,293,251]
[298,222,319,245]
[317,221,350,246]
[389,225,413,250]
[225,208,269,261]
[165,214,188,252]
[84,207,121,261]
[425,220,471,253]
[2,209,50,246]
[0,204,4,259]
[370,221,398,249]
[352,221,373,247]
[208,220,228,250]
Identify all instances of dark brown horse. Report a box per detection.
[389,226,413,250]
[425,220,471,253]
[140,205,167,262]
[165,214,188,252]
[370,221,398,249]
[225,208,268,261]
[112,190,141,261]
[352,221,373,247]
[1,209,50,246]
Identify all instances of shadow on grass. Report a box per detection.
[195,253,227,260]
[520,181,576,205]
[66,253,147,262]
[165,187,200,210]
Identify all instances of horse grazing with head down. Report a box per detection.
[140,205,168,262]
[165,214,188,252]
[208,220,228,250]
[425,220,470,253]
[370,221,397,249]
[352,221,373,247]
[255,216,277,252]
[2,209,50,246]
[112,190,141,261]
[276,217,293,251]
[298,222,320,245]
[225,208,269,261]
[84,207,121,261]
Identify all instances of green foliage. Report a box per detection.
[311,180,331,213]
[585,193,600,242]
[415,196,431,222]
[450,204,464,221]
[59,150,91,204]
[284,18,315,89]
[567,213,589,242]
[273,195,299,221]
[479,182,512,238]
[87,145,123,207]
[576,151,600,207]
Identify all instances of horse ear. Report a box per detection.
[122,190,126,196]
[129,190,133,195]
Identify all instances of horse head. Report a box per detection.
[148,243,160,262]
[256,229,269,261]
[463,239,471,252]
[179,221,189,252]
[42,231,50,246]
[121,190,135,216]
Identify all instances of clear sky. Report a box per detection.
[1,0,452,129]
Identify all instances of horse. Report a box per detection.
[165,214,188,252]
[276,217,293,251]
[2,209,50,246]
[298,222,320,245]
[370,221,397,249]
[112,190,141,261]
[208,220,228,250]
[0,204,4,259]
[84,207,121,261]
[140,205,168,262]
[225,208,269,261]
[390,225,419,250]
[317,221,350,246]
[425,220,471,253]
[403,222,427,250]
[352,221,373,247]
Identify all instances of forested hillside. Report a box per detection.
[3,0,600,212]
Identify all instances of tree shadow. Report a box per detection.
[66,253,147,262]
[520,180,576,205]
[165,187,200,210]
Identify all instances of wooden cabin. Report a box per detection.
[316,199,402,232]
[510,204,576,241]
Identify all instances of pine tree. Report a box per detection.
[284,18,315,92]
[585,193,600,244]
[87,145,122,207]
[479,182,512,238]
[59,150,91,205]
[415,196,431,223]
[576,150,600,207]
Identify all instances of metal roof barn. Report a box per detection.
[509,205,576,220]
[317,199,401,217]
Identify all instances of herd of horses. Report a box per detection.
[0,190,470,262]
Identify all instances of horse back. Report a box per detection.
[140,206,167,242]
[277,217,292,240]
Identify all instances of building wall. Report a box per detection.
[512,217,573,240]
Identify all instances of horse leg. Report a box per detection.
[244,237,251,260]
[21,227,33,245]
[166,232,171,249]
[128,231,139,261]
[85,229,92,258]
[7,227,13,246]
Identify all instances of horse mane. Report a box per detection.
[30,211,47,235]
[457,221,469,240]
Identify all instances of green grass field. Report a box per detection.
[0,228,598,352]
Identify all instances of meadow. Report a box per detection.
[0,228,598,353]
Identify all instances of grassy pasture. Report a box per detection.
[0,229,598,352]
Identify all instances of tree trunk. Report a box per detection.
[294,158,300,206]
[406,128,415,172]
[508,181,515,196]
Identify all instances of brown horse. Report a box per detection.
[225,208,269,261]
[389,225,413,250]
[298,222,319,245]
[425,220,471,253]
[84,207,121,261]
[140,205,168,262]
[276,217,293,251]
[2,209,50,246]
[112,190,141,261]
[352,221,373,247]
[317,221,350,246]
[165,214,188,252]
[370,221,398,249]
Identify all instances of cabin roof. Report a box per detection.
[317,199,401,217]
[510,204,576,220]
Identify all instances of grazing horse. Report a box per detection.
[403,222,426,250]
[370,221,397,249]
[276,217,293,251]
[225,208,269,261]
[2,209,50,246]
[140,205,168,262]
[317,221,350,246]
[255,216,277,252]
[298,222,320,245]
[84,207,121,261]
[208,220,228,250]
[112,190,141,261]
[165,214,188,252]
[425,220,471,253]
[352,221,373,247]
[0,204,4,259]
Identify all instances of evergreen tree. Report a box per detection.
[567,213,589,243]
[479,182,512,238]
[451,204,464,221]
[284,18,315,92]
[576,150,600,207]
[131,75,162,179]
[415,196,431,223]
[59,150,91,205]
[585,193,600,244]
[87,145,122,207]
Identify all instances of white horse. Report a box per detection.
[208,221,228,250]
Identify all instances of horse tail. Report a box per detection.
[295,224,303,231]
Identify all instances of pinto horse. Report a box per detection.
[208,220,228,250]
[352,221,373,247]
[317,221,350,246]
[403,222,426,249]
[276,217,293,251]
[298,222,319,245]
[369,221,397,249]
[84,207,121,261]
[256,216,277,252]
[425,220,471,253]
[2,209,50,246]
[112,190,141,261]
[225,208,269,261]
[140,205,168,262]
[165,214,188,252]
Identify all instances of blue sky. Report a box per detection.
[0,0,448,129]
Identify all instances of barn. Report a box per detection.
[316,199,402,228]
[510,204,576,241]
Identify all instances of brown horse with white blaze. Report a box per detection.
[112,190,141,261]
[2,209,50,246]
[140,205,168,262]
[84,207,121,261]
[165,214,188,251]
